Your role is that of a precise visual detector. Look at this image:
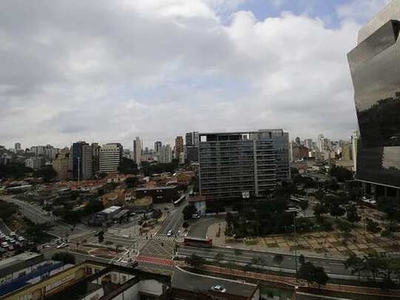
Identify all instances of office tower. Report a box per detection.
[295,137,301,145]
[133,137,142,167]
[175,136,184,159]
[185,131,200,162]
[257,129,290,182]
[154,141,162,154]
[348,2,400,198]
[14,143,21,151]
[25,157,45,170]
[53,149,70,181]
[99,143,123,173]
[199,130,289,202]
[70,141,93,181]
[92,143,100,174]
[159,145,173,164]
[317,134,324,152]
[305,139,313,150]
[81,144,93,180]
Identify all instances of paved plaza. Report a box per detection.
[207,206,400,258]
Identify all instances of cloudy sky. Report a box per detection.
[0,0,391,149]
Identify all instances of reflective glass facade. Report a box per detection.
[348,12,400,188]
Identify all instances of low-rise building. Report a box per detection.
[4,260,171,300]
[135,186,179,203]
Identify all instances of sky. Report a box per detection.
[0,0,392,149]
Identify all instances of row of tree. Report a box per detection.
[345,252,400,289]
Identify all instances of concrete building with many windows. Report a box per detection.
[133,137,142,168]
[99,143,123,173]
[175,136,184,159]
[199,130,289,203]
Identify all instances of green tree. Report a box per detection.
[33,165,57,182]
[185,254,205,268]
[298,261,329,287]
[125,176,139,188]
[298,254,305,265]
[363,253,381,282]
[329,166,353,182]
[182,204,197,220]
[366,218,381,234]
[313,204,328,218]
[234,248,243,256]
[273,254,284,272]
[0,201,17,222]
[118,157,138,175]
[336,219,352,243]
[299,200,309,212]
[346,205,361,223]
[83,199,104,216]
[329,205,346,219]
[52,252,76,265]
[344,253,364,280]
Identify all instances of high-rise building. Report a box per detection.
[317,134,324,152]
[199,130,290,203]
[53,149,70,181]
[25,156,45,170]
[185,131,200,162]
[133,137,142,167]
[295,137,301,145]
[92,143,101,174]
[99,143,123,173]
[348,2,400,198]
[154,141,162,154]
[159,144,173,164]
[70,141,93,181]
[14,143,21,151]
[175,136,184,159]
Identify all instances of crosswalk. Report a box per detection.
[153,234,176,241]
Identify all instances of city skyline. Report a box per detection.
[0,0,391,148]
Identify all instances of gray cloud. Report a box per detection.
[0,0,385,149]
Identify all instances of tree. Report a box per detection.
[33,165,57,182]
[83,199,104,216]
[298,254,305,265]
[182,222,190,229]
[52,252,76,265]
[329,205,346,219]
[329,166,353,182]
[344,253,364,280]
[125,176,139,188]
[273,254,284,271]
[234,249,243,256]
[118,157,138,175]
[299,200,309,212]
[366,218,381,234]
[346,205,361,223]
[336,219,352,243]
[185,254,205,268]
[298,261,329,287]
[313,204,328,218]
[0,201,17,222]
[182,204,197,220]
[363,253,381,282]
[215,253,224,261]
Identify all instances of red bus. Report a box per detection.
[183,237,212,248]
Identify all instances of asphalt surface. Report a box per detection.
[176,246,354,279]
[157,193,189,235]
[188,216,225,238]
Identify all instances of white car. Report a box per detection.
[1,242,9,248]
[167,230,173,237]
[211,285,226,293]
[56,243,68,249]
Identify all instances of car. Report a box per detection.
[167,230,173,237]
[9,239,16,244]
[56,243,68,249]
[1,242,9,248]
[17,236,25,242]
[7,245,14,251]
[9,232,16,237]
[211,285,226,293]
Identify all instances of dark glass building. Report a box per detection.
[348,1,400,198]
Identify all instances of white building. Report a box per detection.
[133,137,142,167]
[159,144,172,163]
[25,156,45,170]
[99,143,123,173]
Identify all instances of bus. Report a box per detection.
[183,237,212,248]
[173,194,185,207]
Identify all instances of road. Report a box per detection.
[188,216,224,238]
[1,195,90,237]
[176,245,353,278]
[157,191,190,235]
